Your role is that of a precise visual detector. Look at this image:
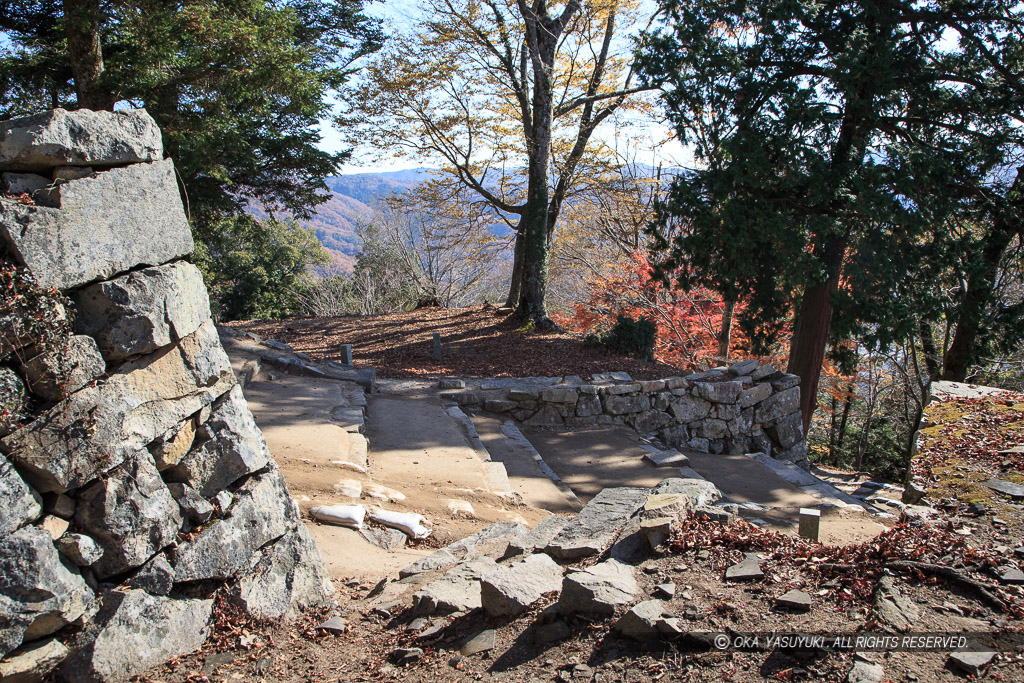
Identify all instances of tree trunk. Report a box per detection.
[788,237,846,433]
[943,168,1022,381]
[919,319,941,380]
[505,227,525,308]
[942,225,1015,381]
[717,298,735,363]
[62,0,115,110]
[836,383,855,453]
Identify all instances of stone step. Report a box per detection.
[744,453,882,514]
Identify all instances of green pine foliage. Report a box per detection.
[635,0,1024,371]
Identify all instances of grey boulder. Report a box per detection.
[172,465,297,582]
[229,525,334,619]
[0,453,41,536]
[0,108,162,171]
[0,159,192,291]
[75,452,182,579]
[3,320,233,493]
[57,589,211,683]
[544,487,648,561]
[480,553,563,616]
[73,261,210,361]
[0,526,94,657]
[167,385,270,497]
[18,335,105,402]
[558,560,637,615]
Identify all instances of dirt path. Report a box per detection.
[686,452,888,544]
[471,414,582,514]
[522,427,672,502]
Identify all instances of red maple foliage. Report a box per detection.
[553,250,751,369]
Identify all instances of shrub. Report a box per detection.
[601,315,656,357]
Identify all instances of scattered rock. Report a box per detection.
[480,554,563,616]
[360,526,409,551]
[985,478,1024,501]
[401,522,527,577]
[725,556,764,581]
[460,629,496,656]
[652,478,722,508]
[316,617,349,634]
[776,589,812,611]
[872,576,919,631]
[613,600,665,641]
[412,557,499,616]
[654,583,676,599]
[333,479,363,498]
[848,660,884,683]
[948,651,996,676]
[363,483,406,502]
[996,566,1024,584]
[438,379,465,390]
[642,449,690,467]
[558,560,638,615]
[392,648,424,666]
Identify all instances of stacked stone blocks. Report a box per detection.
[443,364,807,468]
[0,108,332,682]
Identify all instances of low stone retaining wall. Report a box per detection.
[442,362,807,468]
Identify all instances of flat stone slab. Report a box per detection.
[400,522,528,578]
[558,559,637,615]
[985,478,1024,500]
[460,629,496,656]
[642,449,690,467]
[0,159,192,290]
[948,651,996,676]
[543,487,648,561]
[997,566,1024,584]
[411,557,498,616]
[0,108,163,171]
[776,589,812,610]
[725,557,764,581]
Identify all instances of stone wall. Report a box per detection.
[0,109,332,682]
[443,362,808,468]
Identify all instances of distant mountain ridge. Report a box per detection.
[264,168,434,273]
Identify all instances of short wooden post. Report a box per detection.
[798,507,820,541]
[432,332,442,361]
[338,343,353,366]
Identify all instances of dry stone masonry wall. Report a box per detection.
[442,362,807,469]
[0,108,333,682]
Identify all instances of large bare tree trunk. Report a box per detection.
[62,0,115,110]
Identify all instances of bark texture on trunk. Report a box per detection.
[62,0,116,110]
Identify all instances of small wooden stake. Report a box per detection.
[338,343,353,366]
[432,332,442,361]
[799,507,820,541]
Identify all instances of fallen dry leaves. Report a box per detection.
[227,305,681,380]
